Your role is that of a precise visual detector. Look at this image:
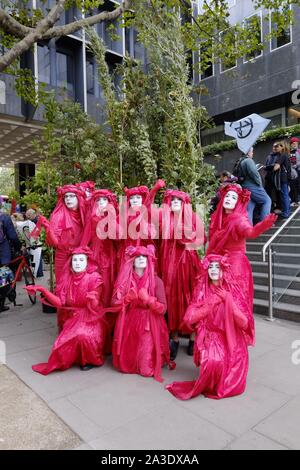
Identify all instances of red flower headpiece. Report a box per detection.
[56,184,82,198]
[219,184,251,203]
[124,186,149,199]
[71,246,93,257]
[202,253,230,271]
[76,181,95,193]
[125,244,156,259]
[92,189,118,208]
[163,189,191,205]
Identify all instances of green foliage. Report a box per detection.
[0,167,15,195]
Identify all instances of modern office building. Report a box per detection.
[197,1,300,149]
[0,0,147,190]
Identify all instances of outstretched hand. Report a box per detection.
[23,285,38,295]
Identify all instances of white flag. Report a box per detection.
[224,113,271,154]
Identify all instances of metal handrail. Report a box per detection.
[262,206,300,262]
[261,205,300,321]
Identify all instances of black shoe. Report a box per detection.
[80,364,94,371]
[187,340,194,356]
[169,339,179,361]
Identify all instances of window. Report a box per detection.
[270,7,292,51]
[56,51,74,94]
[243,12,263,62]
[200,41,213,79]
[220,29,237,73]
[37,45,50,84]
[86,58,95,95]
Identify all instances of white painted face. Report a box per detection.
[64,192,78,210]
[130,194,143,208]
[171,197,182,212]
[72,254,88,273]
[208,261,221,281]
[85,188,92,200]
[134,255,147,269]
[223,190,238,210]
[97,196,108,210]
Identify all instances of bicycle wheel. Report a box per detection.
[22,265,36,304]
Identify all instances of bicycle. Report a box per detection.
[4,247,38,306]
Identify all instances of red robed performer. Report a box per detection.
[30,185,86,329]
[76,180,95,213]
[81,189,119,353]
[25,247,107,375]
[112,244,171,382]
[166,254,252,400]
[207,184,277,341]
[81,189,118,307]
[117,180,165,268]
[159,189,205,360]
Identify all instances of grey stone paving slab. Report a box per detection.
[225,430,288,450]
[0,365,81,450]
[6,349,114,402]
[2,327,56,355]
[250,345,300,396]
[254,394,300,449]
[89,402,233,450]
[177,381,292,437]
[67,371,174,435]
[0,317,55,337]
[48,397,104,443]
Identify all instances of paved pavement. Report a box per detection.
[1,278,300,450]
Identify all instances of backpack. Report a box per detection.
[232,156,246,184]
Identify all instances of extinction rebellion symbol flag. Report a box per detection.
[224,113,271,154]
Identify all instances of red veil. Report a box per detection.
[208,184,251,254]
[112,244,169,382]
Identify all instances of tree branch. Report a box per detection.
[0,0,67,72]
[43,0,131,40]
[0,8,34,38]
[0,0,131,72]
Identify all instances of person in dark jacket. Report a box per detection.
[264,143,282,213]
[240,147,271,224]
[0,212,22,311]
[273,142,291,219]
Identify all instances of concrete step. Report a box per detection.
[254,298,300,322]
[254,284,300,307]
[254,284,300,297]
[255,234,300,239]
[253,272,300,290]
[251,261,300,276]
[247,242,300,254]
[247,251,300,263]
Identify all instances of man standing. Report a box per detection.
[0,212,21,311]
[239,147,272,224]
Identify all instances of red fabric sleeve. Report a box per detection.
[148,276,167,315]
[45,227,59,247]
[237,214,277,239]
[34,285,62,308]
[233,303,249,330]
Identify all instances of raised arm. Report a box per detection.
[237,214,277,239]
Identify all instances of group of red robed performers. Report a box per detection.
[26,179,277,400]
